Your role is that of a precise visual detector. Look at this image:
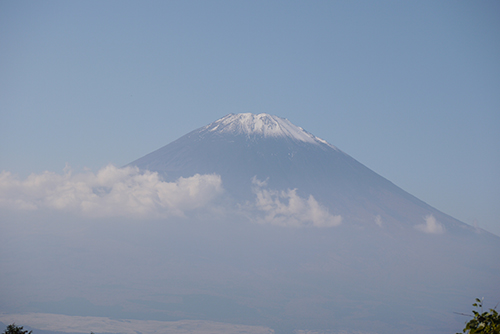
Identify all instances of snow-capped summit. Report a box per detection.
[204,113,332,146]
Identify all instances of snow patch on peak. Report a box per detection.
[205,113,336,148]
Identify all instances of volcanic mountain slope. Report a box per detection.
[130,113,477,233]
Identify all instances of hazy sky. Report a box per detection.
[1,1,499,235]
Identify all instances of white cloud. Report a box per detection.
[375,215,383,227]
[0,165,223,218]
[249,177,342,227]
[0,168,343,227]
[0,313,273,334]
[294,330,372,334]
[414,214,445,234]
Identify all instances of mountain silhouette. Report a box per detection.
[131,113,482,234]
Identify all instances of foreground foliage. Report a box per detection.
[2,324,32,334]
[458,298,500,334]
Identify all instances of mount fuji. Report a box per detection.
[130,113,477,233]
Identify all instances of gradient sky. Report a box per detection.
[1,1,499,235]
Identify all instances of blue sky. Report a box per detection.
[1,1,499,235]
